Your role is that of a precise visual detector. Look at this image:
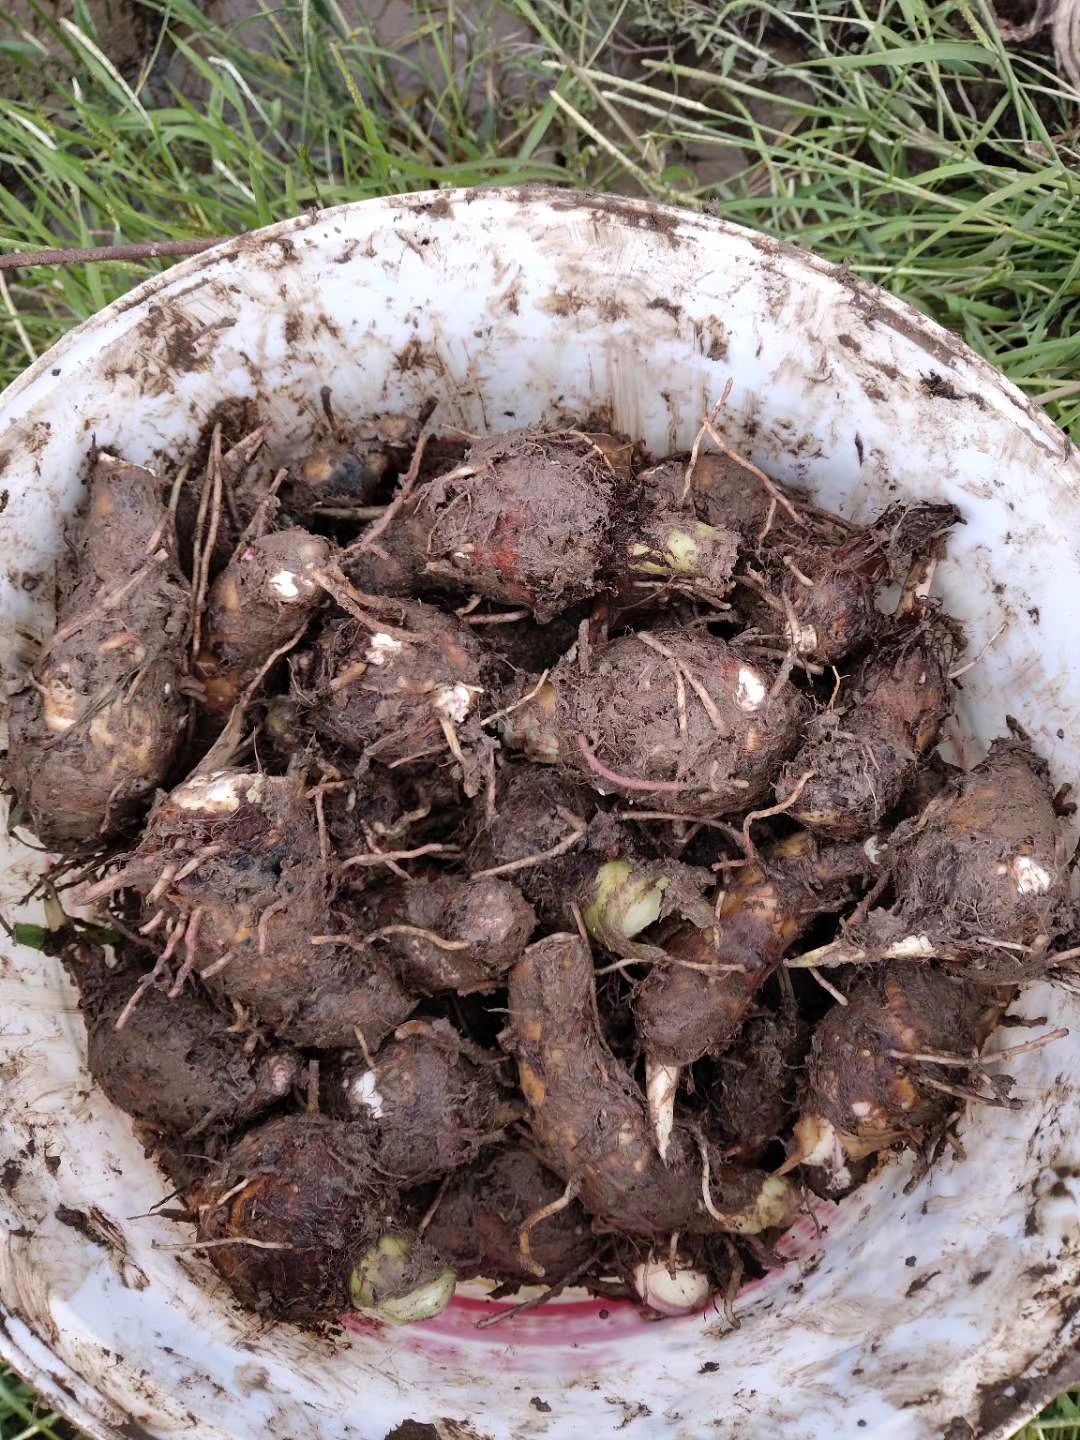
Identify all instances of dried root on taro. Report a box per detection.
[348,425,743,619]
[332,1022,514,1184]
[194,1115,454,1324]
[420,1145,596,1286]
[5,456,190,846]
[622,504,740,607]
[776,619,956,838]
[302,597,493,794]
[91,768,415,1048]
[500,629,807,817]
[468,766,711,950]
[738,501,961,666]
[350,428,620,621]
[704,999,807,1164]
[505,934,796,1240]
[634,830,877,1153]
[196,527,330,714]
[286,414,420,522]
[368,875,536,994]
[12,403,1071,1332]
[468,766,595,908]
[71,943,301,1137]
[640,451,816,546]
[792,729,1073,974]
[786,967,1007,1192]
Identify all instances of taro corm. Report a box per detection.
[6,405,1070,1329]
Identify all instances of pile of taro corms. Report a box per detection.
[4,406,1076,1329]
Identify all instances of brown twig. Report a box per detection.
[780,591,810,658]
[471,808,588,880]
[681,380,732,504]
[576,735,687,795]
[594,953,747,977]
[257,898,288,956]
[889,1027,1068,1069]
[166,462,189,521]
[741,771,815,853]
[804,966,849,1007]
[358,823,411,880]
[577,614,592,678]
[636,632,723,730]
[189,625,307,779]
[461,609,532,626]
[79,859,146,904]
[170,843,225,887]
[766,643,799,705]
[616,810,740,829]
[738,567,785,613]
[948,622,1007,680]
[310,503,389,521]
[712,885,727,954]
[326,660,368,696]
[781,554,816,588]
[483,746,498,830]
[418,1174,451,1237]
[42,558,163,659]
[343,430,431,556]
[363,924,470,951]
[517,1177,580,1278]
[0,238,228,272]
[115,916,187,1029]
[340,842,459,870]
[353,1026,376,1070]
[919,1074,1022,1110]
[199,947,238,980]
[167,905,204,997]
[191,425,224,659]
[569,900,591,953]
[846,866,890,930]
[302,787,328,874]
[479,669,550,728]
[309,565,415,641]
[473,1246,606,1329]
[896,554,938,618]
[153,1236,292,1253]
[673,660,688,738]
[197,1175,252,1216]
[695,1129,742,1225]
[827,665,844,711]
[1040,941,1080,965]
[311,934,368,953]
[235,465,287,548]
[756,496,778,546]
[437,712,469,774]
[784,940,862,970]
[701,412,804,528]
[714,1238,743,1331]
[979,1027,1070,1061]
[372,801,431,841]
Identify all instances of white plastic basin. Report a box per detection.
[0,187,1078,1440]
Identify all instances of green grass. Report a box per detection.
[1025,1392,1080,1440]
[0,0,1077,434]
[0,0,1077,1432]
[0,1369,72,1439]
